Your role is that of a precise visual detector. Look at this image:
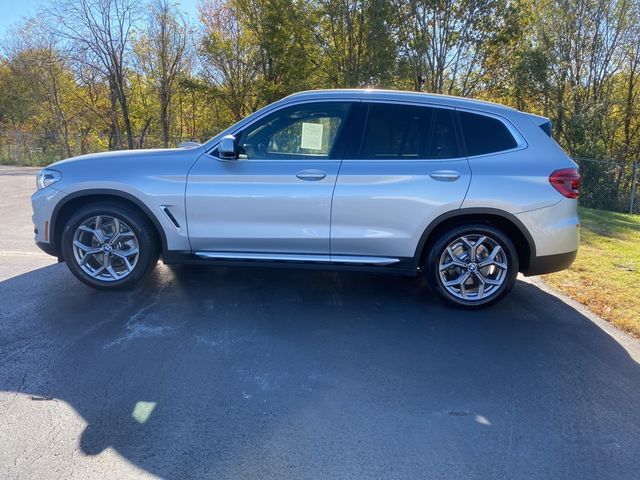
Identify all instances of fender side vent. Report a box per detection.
[161,206,181,230]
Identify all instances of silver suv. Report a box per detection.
[32,89,580,307]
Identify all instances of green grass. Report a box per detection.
[544,207,640,337]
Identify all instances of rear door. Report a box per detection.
[330,102,471,263]
[186,101,353,255]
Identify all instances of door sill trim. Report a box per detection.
[194,251,400,266]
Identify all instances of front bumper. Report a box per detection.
[31,186,66,258]
[35,240,59,258]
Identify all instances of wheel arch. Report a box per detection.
[413,208,535,273]
[51,190,167,258]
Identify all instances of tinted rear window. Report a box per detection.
[458,111,517,156]
[358,104,460,159]
[428,108,460,159]
[360,104,429,158]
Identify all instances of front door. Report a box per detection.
[186,101,353,255]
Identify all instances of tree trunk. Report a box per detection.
[138,118,152,149]
[119,93,135,150]
[160,85,170,147]
[108,77,122,150]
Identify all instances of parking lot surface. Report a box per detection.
[1,166,640,479]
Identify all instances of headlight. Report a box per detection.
[36,169,62,191]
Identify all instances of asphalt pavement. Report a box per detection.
[1,165,639,479]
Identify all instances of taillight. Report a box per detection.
[549,168,580,199]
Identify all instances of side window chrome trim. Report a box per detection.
[359,99,456,111]
[455,107,528,158]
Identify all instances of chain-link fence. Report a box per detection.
[2,130,639,214]
[0,130,198,168]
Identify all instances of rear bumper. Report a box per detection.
[523,250,577,276]
[515,197,580,275]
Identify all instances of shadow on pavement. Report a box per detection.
[1,263,639,479]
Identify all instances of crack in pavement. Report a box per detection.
[103,280,176,349]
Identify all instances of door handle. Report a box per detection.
[430,170,461,182]
[296,170,327,181]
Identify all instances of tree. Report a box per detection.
[46,0,142,149]
[1,19,85,158]
[391,0,514,95]
[138,0,189,147]
[618,0,640,164]
[532,0,631,156]
[314,0,397,88]
[233,0,317,102]
[198,0,260,120]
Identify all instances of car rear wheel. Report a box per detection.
[425,224,518,308]
[61,203,159,290]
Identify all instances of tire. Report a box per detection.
[425,224,519,308]
[61,202,159,290]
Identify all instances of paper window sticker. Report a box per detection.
[301,122,324,150]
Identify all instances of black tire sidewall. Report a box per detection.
[61,203,158,290]
[426,224,519,308]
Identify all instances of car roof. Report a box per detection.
[284,89,520,116]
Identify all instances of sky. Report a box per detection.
[0,0,200,36]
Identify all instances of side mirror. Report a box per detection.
[218,135,237,160]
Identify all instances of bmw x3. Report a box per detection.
[32,89,580,307]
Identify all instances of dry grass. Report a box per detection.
[544,207,640,337]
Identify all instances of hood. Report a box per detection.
[49,146,204,168]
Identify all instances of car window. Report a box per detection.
[458,111,518,156]
[236,102,351,160]
[358,104,460,159]
[359,103,432,159]
[427,108,460,159]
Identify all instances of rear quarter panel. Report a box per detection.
[461,110,576,215]
[461,110,580,259]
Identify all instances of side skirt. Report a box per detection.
[162,251,418,276]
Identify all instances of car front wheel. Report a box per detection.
[61,203,159,290]
[426,224,519,308]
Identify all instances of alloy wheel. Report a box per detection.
[438,234,508,301]
[72,215,140,282]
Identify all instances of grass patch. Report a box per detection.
[544,207,640,337]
